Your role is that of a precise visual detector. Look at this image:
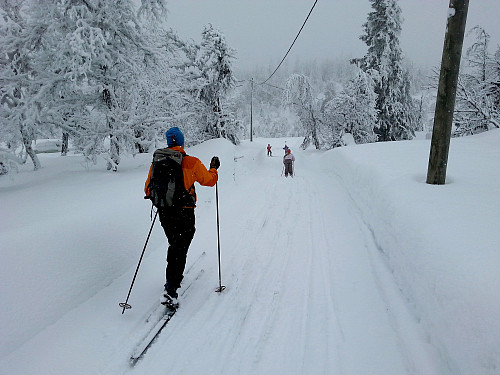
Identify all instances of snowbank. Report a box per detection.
[328,130,500,375]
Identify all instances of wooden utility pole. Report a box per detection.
[250,78,254,142]
[426,0,469,185]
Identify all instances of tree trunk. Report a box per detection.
[22,136,41,171]
[103,84,119,171]
[108,133,119,171]
[61,132,69,156]
[310,111,320,149]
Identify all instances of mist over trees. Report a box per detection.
[235,0,498,150]
[236,0,424,150]
[1,0,498,173]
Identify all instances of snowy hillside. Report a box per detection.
[1,131,499,375]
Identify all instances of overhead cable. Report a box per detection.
[259,0,319,85]
[262,82,285,91]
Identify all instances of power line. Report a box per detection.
[259,0,319,85]
[262,82,285,91]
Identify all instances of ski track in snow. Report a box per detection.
[123,140,438,375]
[0,138,444,375]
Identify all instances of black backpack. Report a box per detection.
[146,148,195,208]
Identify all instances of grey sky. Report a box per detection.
[164,0,500,73]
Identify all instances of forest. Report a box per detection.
[1,0,499,174]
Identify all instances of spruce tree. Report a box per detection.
[354,0,415,141]
[196,24,237,142]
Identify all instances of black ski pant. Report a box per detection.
[284,160,293,177]
[159,207,196,291]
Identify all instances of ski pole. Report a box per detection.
[119,210,158,314]
[215,182,226,293]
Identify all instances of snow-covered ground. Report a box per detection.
[1,131,499,375]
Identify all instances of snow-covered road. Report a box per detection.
[122,140,439,375]
[4,134,498,375]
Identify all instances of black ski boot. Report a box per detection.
[161,282,179,310]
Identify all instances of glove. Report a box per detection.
[210,156,220,170]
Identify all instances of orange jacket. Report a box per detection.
[144,146,218,206]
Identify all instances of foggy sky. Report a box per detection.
[164,0,500,73]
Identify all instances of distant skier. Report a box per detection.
[267,144,272,156]
[283,144,289,155]
[283,149,295,177]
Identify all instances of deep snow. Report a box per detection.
[1,131,499,375]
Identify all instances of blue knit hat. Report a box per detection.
[165,127,184,147]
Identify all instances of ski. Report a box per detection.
[129,267,205,365]
[130,306,176,365]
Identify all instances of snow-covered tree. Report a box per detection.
[283,74,321,149]
[0,0,41,170]
[453,26,500,135]
[137,0,167,23]
[1,0,243,174]
[323,68,377,147]
[19,0,169,170]
[492,46,500,116]
[194,24,238,143]
[124,26,191,153]
[354,0,416,141]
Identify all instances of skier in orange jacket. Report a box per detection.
[144,127,219,307]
